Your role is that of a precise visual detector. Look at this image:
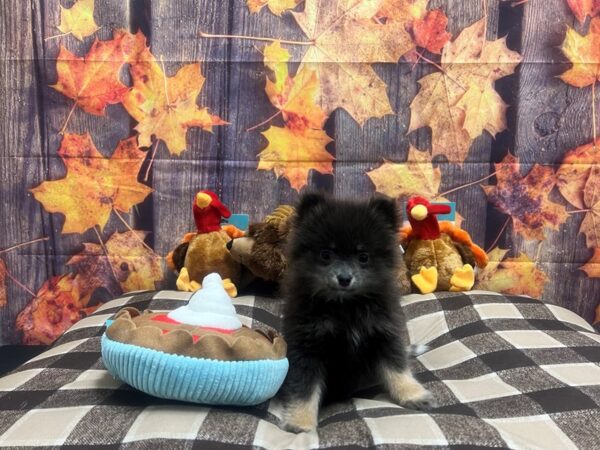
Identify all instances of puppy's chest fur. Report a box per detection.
[303,300,399,385]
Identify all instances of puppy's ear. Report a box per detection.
[369,195,399,230]
[296,191,327,220]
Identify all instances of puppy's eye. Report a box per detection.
[320,250,333,262]
[358,252,369,264]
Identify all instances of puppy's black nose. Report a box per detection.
[226,240,233,250]
[337,274,353,288]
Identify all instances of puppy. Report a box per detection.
[278,192,434,433]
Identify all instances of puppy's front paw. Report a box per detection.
[401,388,436,411]
[384,368,436,410]
[281,403,318,433]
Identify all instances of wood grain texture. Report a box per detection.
[502,0,598,322]
[220,2,310,222]
[0,0,51,343]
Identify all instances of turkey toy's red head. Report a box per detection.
[192,190,231,234]
[406,196,451,240]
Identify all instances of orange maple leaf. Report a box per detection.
[566,0,600,22]
[16,273,97,345]
[258,126,334,191]
[123,32,225,156]
[581,248,600,277]
[51,29,134,116]
[0,260,6,308]
[474,248,549,298]
[482,154,569,240]
[67,231,163,293]
[560,17,600,88]
[409,19,522,163]
[412,9,452,54]
[56,0,100,41]
[264,41,327,129]
[30,133,153,234]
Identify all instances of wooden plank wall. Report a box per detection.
[1,1,50,343]
[1,0,599,344]
[510,0,597,321]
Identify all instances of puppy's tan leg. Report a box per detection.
[281,383,322,433]
[381,365,435,410]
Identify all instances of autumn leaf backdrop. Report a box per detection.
[1,0,600,345]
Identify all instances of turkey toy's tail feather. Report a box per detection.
[400,222,488,269]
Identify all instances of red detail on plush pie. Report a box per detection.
[151,314,236,335]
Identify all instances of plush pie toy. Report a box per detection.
[101,273,288,406]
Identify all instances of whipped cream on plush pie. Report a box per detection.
[167,273,243,330]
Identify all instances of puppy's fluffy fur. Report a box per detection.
[279,192,434,433]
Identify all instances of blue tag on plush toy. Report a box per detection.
[222,214,249,231]
[434,202,456,222]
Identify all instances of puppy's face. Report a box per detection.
[288,192,399,300]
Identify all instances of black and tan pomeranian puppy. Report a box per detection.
[279,192,434,433]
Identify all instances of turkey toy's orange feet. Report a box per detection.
[412,266,438,294]
[450,264,475,292]
[176,268,202,292]
[176,268,238,297]
[222,278,238,297]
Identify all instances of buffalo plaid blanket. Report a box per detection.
[1,290,600,449]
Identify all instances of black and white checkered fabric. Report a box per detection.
[1,290,600,449]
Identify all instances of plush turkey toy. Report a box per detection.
[169,190,242,296]
[400,196,488,294]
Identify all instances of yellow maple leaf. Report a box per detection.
[366,145,463,225]
[581,248,600,277]
[409,19,522,163]
[556,140,600,210]
[264,41,327,129]
[57,0,100,41]
[377,0,429,21]
[30,133,153,234]
[123,32,226,156]
[106,231,164,291]
[291,0,415,125]
[366,145,442,199]
[247,0,300,16]
[258,126,333,191]
[264,41,291,97]
[456,83,508,140]
[475,248,549,298]
[560,17,600,88]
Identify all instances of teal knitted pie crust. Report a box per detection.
[101,334,289,406]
